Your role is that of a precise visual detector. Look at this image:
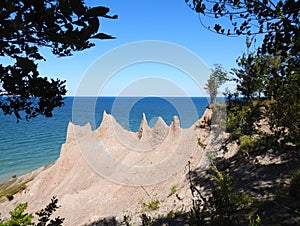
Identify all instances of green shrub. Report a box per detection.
[188,165,251,226]
[239,135,254,151]
[248,214,261,226]
[0,203,33,226]
[169,184,178,196]
[226,100,261,138]
[209,167,251,225]
[142,199,160,211]
[0,196,64,226]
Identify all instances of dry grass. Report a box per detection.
[0,176,33,202]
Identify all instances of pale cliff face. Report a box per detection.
[0,110,215,225]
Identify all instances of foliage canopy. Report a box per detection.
[185,0,299,57]
[0,0,117,121]
[187,0,300,145]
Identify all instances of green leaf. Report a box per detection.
[87,6,110,17]
[87,17,100,33]
[70,0,86,16]
[195,3,205,13]
[91,33,115,39]
[65,23,73,31]
[213,3,219,12]
[59,0,72,17]
[16,57,37,71]
[102,14,118,19]
[214,24,222,32]
[73,19,86,27]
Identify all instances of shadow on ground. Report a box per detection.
[86,139,300,226]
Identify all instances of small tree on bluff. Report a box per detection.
[204,64,227,104]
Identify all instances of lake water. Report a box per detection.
[0,96,212,182]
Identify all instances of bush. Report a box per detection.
[226,100,262,138]
[248,214,261,226]
[209,167,251,225]
[0,203,33,226]
[168,184,178,196]
[0,196,64,226]
[188,166,251,226]
[142,199,160,211]
[239,135,254,152]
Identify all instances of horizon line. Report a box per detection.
[63,95,226,98]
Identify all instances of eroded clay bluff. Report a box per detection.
[0,107,224,225]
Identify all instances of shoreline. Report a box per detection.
[0,97,212,182]
[0,109,213,224]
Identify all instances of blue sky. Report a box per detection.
[37,0,249,96]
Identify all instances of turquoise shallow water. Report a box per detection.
[0,96,212,182]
